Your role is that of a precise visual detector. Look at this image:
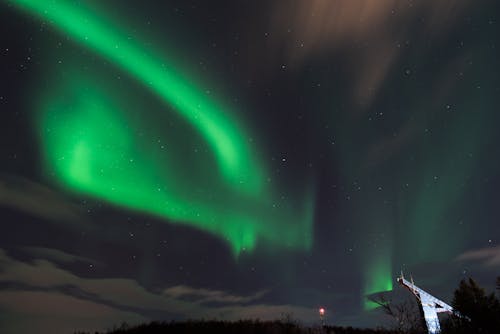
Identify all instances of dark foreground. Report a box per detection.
[77,320,398,334]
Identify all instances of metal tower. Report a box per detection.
[397,273,454,334]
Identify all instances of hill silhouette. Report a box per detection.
[76,320,398,334]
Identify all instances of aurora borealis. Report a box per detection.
[9,0,314,255]
[38,75,314,255]
[11,0,264,193]
[1,0,500,333]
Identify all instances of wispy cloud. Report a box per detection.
[0,174,85,226]
[269,0,468,64]
[21,246,100,265]
[163,285,267,304]
[264,0,468,108]
[456,246,500,267]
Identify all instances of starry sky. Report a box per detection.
[0,1,499,333]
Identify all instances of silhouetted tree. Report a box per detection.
[367,294,425,334]
[443,278,500,334]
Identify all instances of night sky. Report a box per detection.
[1,1,499,333]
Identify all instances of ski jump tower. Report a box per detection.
[397,273,455,334]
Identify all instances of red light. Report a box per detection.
[319,307,325,316]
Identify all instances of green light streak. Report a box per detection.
[37,75,313,255]
[9,0,262,194]
[363,255,393,310]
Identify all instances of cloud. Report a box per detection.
[268,0,468,63]
[0,291,147,334]
[0,248,317,333]
[263,0,469,108]
[0,174,85,227]
[0,249,197,315]
[22,246,99,265]
[163,285,267,304]
[456,246,500,267]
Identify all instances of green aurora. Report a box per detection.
[9,0,315,254]
[10,0,261,193]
